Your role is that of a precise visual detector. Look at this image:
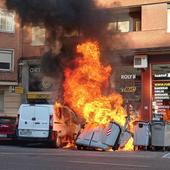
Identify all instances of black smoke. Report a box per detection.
[6,0,110,39]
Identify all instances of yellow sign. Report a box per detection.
[15,86,24,94]
[27,92,51,99]
[121,86,136,93]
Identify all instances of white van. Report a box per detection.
[17,104,53,143]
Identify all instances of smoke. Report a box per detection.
[6,0,132,95]
[6,0,110,40]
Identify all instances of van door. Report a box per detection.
[34,106,50,130]
[18,105,35,130]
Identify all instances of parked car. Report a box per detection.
[0,116,16,140]
[17,104,53,144]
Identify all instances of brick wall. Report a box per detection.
[0,0,22,82]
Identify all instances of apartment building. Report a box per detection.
[99,0,170,121]
[1,0,170,121]
[0,0,21,116]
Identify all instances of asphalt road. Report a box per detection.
[0,143,170,170]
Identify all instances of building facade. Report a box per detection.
[100,0,170,121]
[0,0,22,116]
[1,0,170,121]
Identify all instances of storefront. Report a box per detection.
[20,60,50,103]
[152,63,170,121]
[111,54,170,121]
[114,65,141,112]
[20,59,63,104]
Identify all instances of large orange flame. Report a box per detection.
[63,41,134,150]
[64,41,127,126]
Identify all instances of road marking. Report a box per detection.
[162,153,170,158]
[68,160,150,168]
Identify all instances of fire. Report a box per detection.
[62,41,134,150]
[64,41,126,126]
[121,137,134,151]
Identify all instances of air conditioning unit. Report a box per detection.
[134,55,148,68]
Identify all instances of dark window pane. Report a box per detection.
[0,62,10,70]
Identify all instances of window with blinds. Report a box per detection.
[0,49,14,71]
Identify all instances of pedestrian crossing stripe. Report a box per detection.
[162,153,170,158]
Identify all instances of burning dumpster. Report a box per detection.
[151,121,170,151]
[76,122,121,151]
[53,41,137,151]
[133,121,151,150]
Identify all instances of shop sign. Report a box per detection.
[29,67,41,73]
[120,74,136,80]
[154,73,170,78]
[153,81,170,116]
[27,92,51,99]
[121,86,136,93]
[15,86,24,94]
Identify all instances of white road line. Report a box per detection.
[162,153,170,158]
[68,160,150,168]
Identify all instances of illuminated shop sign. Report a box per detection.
[153,82,170,115]
[121,86,136,93]
[152,64,170,120]
[154,73,170,78]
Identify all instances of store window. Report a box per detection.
[0,9,15,33]
[113,66,141,111]
[29,65,53,91]
[0,92,4,112]
[152,64,170,121]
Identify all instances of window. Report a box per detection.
[107,10,141,33]
[29,65,53,91]
[0,92,4,112]
[0,9,15,33]
[114,66,141,111]
[0,49,14,71]
[107,20,130,33]
[32,26,46,46]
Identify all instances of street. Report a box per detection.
[0,143,170,170]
